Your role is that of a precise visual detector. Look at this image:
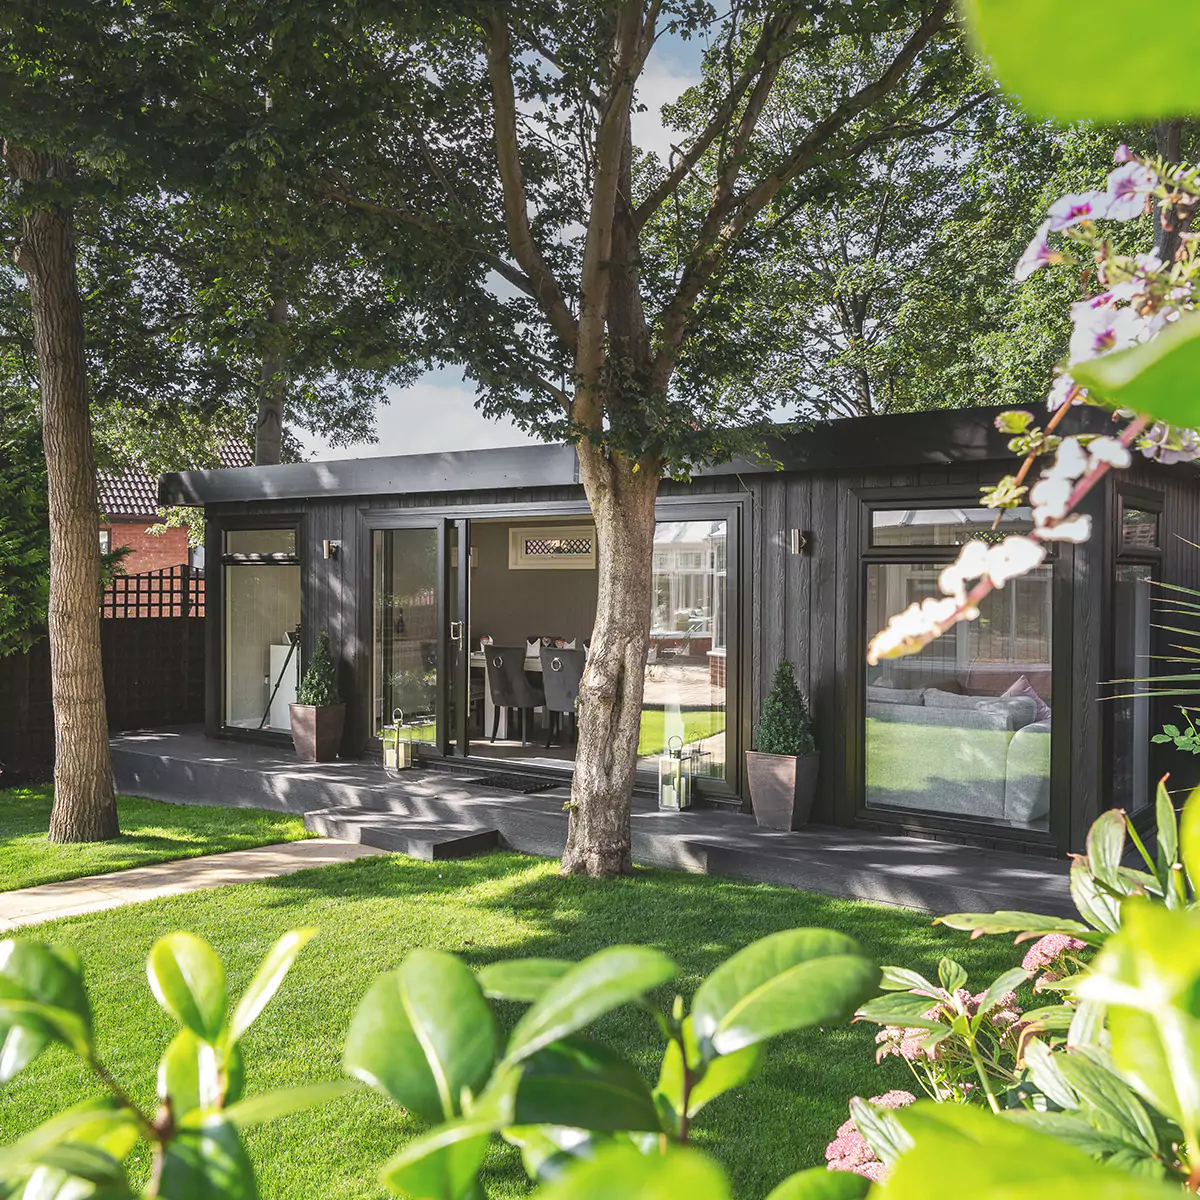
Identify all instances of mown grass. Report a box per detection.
[0,786,309,892]
[0,852,1022,1198]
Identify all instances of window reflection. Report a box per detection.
[1112,564,1154,811]
[864,559,1052,830]
[643,520,727,778]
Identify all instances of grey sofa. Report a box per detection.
[865,686,1050,828]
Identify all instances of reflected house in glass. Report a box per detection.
[159,404,1200,858]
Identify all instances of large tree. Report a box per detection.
[316,0,973,873]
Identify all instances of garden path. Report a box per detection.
[0,839,385,931]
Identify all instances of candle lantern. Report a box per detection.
[381,709,414,775]
[658,736,694,811]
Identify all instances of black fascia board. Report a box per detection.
[158,404,1123,507]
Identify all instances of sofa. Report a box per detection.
[865,684,1051,828]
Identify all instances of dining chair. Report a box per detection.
[483,646,546,746]
[539,645,585,749]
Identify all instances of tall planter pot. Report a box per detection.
[289,703,346,763]
[746,750,820,831]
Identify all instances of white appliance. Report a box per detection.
[268,643,301,731]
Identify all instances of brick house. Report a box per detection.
[99,444,251,574]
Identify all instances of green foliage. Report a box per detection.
[962,0,1200,122]
[755,661,816,757]
[296,632,341,708]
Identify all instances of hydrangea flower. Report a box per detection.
[1021,933,1087,985]
[825,1092,916,1183]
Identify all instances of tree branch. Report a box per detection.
[482,17,580,352]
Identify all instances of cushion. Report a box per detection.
[923,689,1037,729]
[866,685,925,706]
[1003,674,1051,722]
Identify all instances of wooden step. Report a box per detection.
[303,808,499,861]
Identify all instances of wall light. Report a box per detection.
[322,539,341,560]
[789,529,808,555]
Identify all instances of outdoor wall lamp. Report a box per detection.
[322,539,341,560]
[789,529,808,555]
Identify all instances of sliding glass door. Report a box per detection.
[370,519,468,757]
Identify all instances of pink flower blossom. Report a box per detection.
[1114,144,1132,164]
[1103,163,1156,221]
[1047,375,1085,411]
[1141,423,1200,465]
[1021,934,1087,980]
[1068,301,1143,363]
[1015,220,1055,281]
[871,1090,918,1109]
[1047,192,1108,231]
[825,1093,915,1183]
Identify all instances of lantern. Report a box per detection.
[381,709,413,775]
[658,736,694,811]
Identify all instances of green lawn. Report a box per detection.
[0,786,309,892]
[637,707,726,755]
[0,853,1020,1198]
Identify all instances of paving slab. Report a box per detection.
[0,839,386,932]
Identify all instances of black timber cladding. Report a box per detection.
[178,404,1200,856]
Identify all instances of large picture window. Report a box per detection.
[863,505,1052,831]
[223,528,300,733]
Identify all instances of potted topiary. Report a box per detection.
[746,660,819,830]
[289,631,346,762]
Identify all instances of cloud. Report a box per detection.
[631,54,701,162]
[302,369,542,460]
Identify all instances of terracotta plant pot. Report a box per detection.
[746,750,820,830]
[289,703,346,762]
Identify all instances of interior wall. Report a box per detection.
[469,521,598,649]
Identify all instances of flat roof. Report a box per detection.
[159,404,1113,507]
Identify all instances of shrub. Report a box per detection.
[755,660,815,756]
[296,631,342,706]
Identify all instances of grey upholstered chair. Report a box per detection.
[483,646,545,746]
[539,645,585,749]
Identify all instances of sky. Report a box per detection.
[302,32,706,461]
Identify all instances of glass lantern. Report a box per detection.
[381,709,413,775]
[658,736,694,811]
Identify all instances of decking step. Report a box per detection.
[303,808,500,861]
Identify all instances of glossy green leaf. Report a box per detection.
[477,958,572,1003]
[0,1098,139,1183]
[343,949,496,1123]
[961,0,1200,122]
[970,968,1030,1032]
[503,1124,613,1185]
[937,958,966,993]
[504,946,675,1065]
[1068,998,1107,1049]
[535,1144,730,1200]
[691,930,878,1062]
[1077,902,1200,1127]
[1156,780,1179,882]
[221,1081,354,1128]
[147,933,228,1041]
[934,912,1099,942]
[226,929,315,1045]
[379,1117,492,1200]
[1070,858,1121,934]
[1071,313,1200,429]
[1087,809,1127,890]
[513,1036,660,1132]
[1180,783,1200,894]
[879,966,934,993]
[0,940,93,1068]
[154,1117,256,1200]
[849,1096,914,1167]
[765,1167,869,1200]
[888,1101,1180,1199]
[656,1020,764,1129]
[25,1144,126,1187]
[855,992,944,1032]
[158,1028,221,1121]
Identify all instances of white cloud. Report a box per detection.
[302,369,542,461]
[631,55,701,162]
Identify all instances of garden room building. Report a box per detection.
[158,404,1200,859]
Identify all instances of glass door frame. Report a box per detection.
[850,484,1069,852]
[360,495,748,801]
[207,512,305,743]
[362,514,463,760]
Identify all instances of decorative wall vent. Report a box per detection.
[508,524,597,570]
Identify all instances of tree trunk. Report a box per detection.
[1154,120,1185,264]
[561,443,660,876]
[254,285,289,465]
[5,143,118,842]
